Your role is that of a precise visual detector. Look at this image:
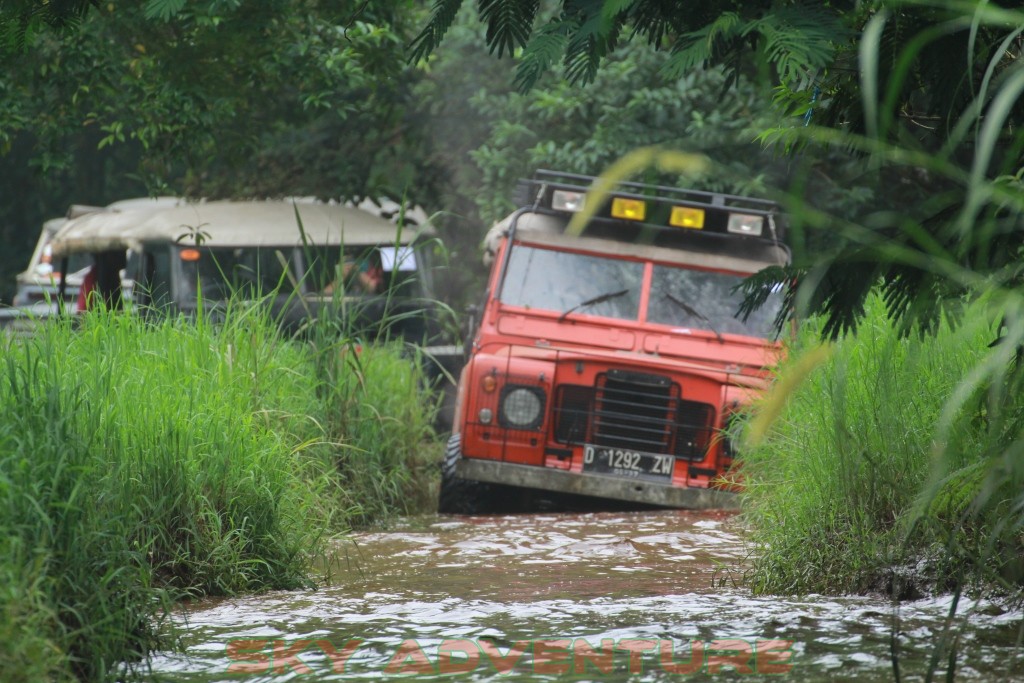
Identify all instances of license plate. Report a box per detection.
[582,445,674,480]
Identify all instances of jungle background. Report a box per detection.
[0,0,883,311]
[2,4,1023,679]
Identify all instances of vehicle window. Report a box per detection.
[301,246,335,293]
[500,244,643,321]
[132,247,173,310]
[304,245,423,296]
[178,247,294,300]
[380,245,425,296]
[647,264,783,338]
[31,244,90,281]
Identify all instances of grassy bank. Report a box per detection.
[740,294,1024,597]
[0,306,438,681]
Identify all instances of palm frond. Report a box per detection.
[626,0,676,46]
[744,5,846,87]
[143,0,186,22]
[660,12,741,79]
[479,0,539,58]
[408,0,467,63]
[0,0,95,52]
[736,265,800,337]
[563,8,610,85]
[601,0,636,21]
[514,21,571,91]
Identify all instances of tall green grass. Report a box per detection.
[291,232,446,524]
[314,342,440,523]
[0,300,439,681]
[302,304,442,526]
[738,0,1024,603]
[740,293,1024,596]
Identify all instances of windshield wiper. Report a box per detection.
[664,292,724,343]
[558,288,629,322]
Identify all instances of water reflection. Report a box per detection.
[145,511,1023,681]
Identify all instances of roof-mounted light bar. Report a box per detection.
[610,197,646,221]
[670,206,705,229]
[726,214,764,236]
[551,189,586,212]
[538,174,778,241]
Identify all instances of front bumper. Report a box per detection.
[456,458,739,510]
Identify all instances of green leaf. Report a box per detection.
[601,0,634,22]
[408,0,466,63]
[746,5,846,87]
[859,11,887,142]
[563,4,613,85]
[479,0,539,58]
[515,22,570,91]
[143,0,187,22]
[661,13,741,80]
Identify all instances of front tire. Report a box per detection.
[437,434,489,514]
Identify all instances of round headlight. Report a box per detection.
[499,386,544,429]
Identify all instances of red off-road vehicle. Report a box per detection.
[440,171,789,512]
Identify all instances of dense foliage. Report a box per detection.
[9,1,1021,335]
[2,0,1023,630]
[0,0,429,302]
[463,41,781,222]
[411,0,849,93]
[1,0,424,194]
[742,293,1024,598]
[0,0,880,310]
[413,1,1024,336]
[0,305,437,681]
[748,2,1024,339]
[412,7,879,309]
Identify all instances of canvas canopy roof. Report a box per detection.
[50,199,432,257]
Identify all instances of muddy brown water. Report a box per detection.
[143,511,1023,681]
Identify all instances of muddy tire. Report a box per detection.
[437,434,489,514]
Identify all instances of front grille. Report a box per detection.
[594,371,676,451]
[554,369,716,461]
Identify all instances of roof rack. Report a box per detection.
[513,169,785,243]
[530,170,779,214]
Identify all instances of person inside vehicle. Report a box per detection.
[76,249,127,311]
[323,249,383,295]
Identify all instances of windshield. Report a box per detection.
[500,243,783,338]
[648,264,782,338]
[500,245,643,321]
[178,247,294,300]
